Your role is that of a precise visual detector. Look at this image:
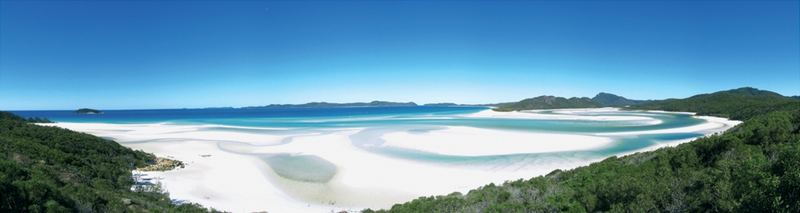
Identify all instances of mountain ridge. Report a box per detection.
[591,92,648,107]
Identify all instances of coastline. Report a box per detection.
[614,115,742,156]
[41,108,740,212]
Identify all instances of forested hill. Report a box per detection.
[493,92,645,111]
[492,87,797,113]
[591,92,646,107]
[0,112,212,212]
[368,88,800,212]
[629,87,799,120]
[493,96,600,111]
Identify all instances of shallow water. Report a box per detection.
[14,107,710,172]
[262,154,338,183]
[17,107,731,211]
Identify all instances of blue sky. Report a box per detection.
[1,0,798,110]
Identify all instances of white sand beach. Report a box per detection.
[381,126,612,156]
[594,115,742,136]
[45,108,740,212]
[466,107,663,124]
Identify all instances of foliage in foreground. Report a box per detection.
[0,112,212,212]
[369,88,800,212]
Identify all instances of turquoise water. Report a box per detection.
[13,106,709,173]
[262,154,338,183]
[12,107,700,132]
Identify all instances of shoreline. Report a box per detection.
[41,108,740,212]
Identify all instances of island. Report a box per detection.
[492,92,648,111]
[493,96,601,111]
[75,108,102,114]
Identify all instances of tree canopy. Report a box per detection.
[0,112,213,212]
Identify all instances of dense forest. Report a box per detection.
[369,88,800,212]
[0,112,212,212]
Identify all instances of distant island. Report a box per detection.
[493,92,647,111]
[243,101,418,109]
[493,96,600,111]
[75,108,102,114]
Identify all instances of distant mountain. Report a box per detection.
[591,92,647,107]
[244,101,418,109]
[628,87,799,120]
[493,96,600,111]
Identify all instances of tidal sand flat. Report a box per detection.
[38,107,738,212]
[380,126,612,156]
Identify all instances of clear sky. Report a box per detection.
[1,0,798,110]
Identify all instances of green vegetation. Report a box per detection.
[23,117,52,123]
[493,92,646,111]
[494,96,600,111]
[630,87,799,120]
[75,108,102,114]
[592,92,647,107]
[368,87,800,212]
[0,112,212,212]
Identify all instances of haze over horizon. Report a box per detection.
[2,0,798,110]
